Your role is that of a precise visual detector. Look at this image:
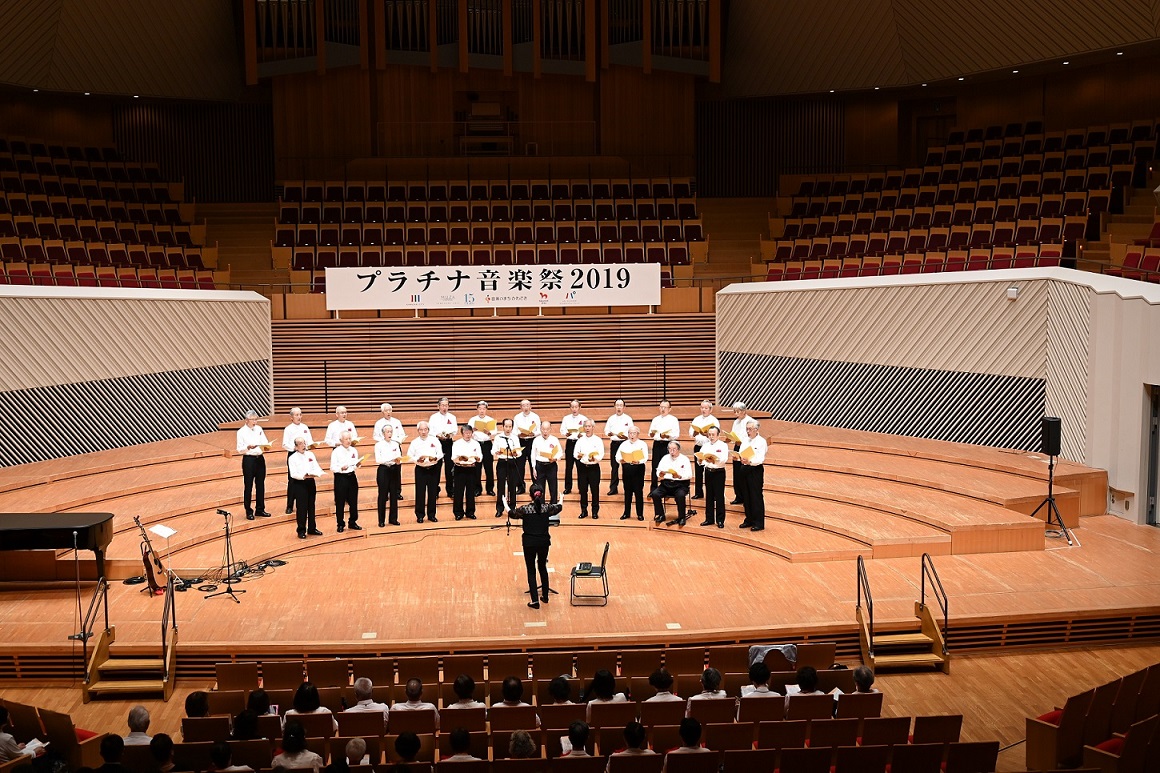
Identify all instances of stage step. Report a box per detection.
[871,652,947,668]
[86,678,167,695]
[874,632,933,648]
[98,657,165,674]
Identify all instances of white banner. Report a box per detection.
[325,264,661,311]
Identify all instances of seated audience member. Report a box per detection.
[247,689,273,715]
[610,721,656,758]
[392,733,421,764]
[210,740,253,772]
[644,669,681,702]
[344,738,369,766]
[445,674,486,710]
[853,665,878,693]
[442,729,481,762]
[784,666,825,716]
[508,729,538,759]
[0,706,44,763]
[495,676,532,708]
[547,675,575,705]
[663,718,712,770]
[98,734,130,773]
[272,721,323,773]
[562,721,592,757]
[344,677,389,729]
[150,734,175,773]
[392,678,440,731]
[284,682,337,730]
[740,661,776,698]
[185,692,210,719]
[585,669,627,721]
[685,668,726,715]
[231,711,261,741]
[125,706,153,745]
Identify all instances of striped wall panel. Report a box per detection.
[718,350,1045,450]
[0,361,270,467]
[1045,281,1093,462]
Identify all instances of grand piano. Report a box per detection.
[0,513,115,578]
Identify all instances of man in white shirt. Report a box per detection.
[451,424,483,520]
[729,402,753,504]
[373,402,405,444]
[562,721,592,758]
[428,398,458,498]
[493,417,522,517]
[124,705,152,745]
[616,426,648,521]
[663,718,713,768]
[281,407,313,514]
[289,437,324,538]
[739,661,778,699]
[442,728,481,762]
[644,669,682,702]
[603,399,633,495]
[445,674,487,710]
[647,400,680,487]
[330,431,363,532]
[784,666,825,717]
[407,421,444,524]
[610,722,656,760]
[324,405,357,447]
[236,410,271,520]
[344,677,389,730]
[697,427,730,529]
[471,401,497,496]
[513,400,541,494]
[688,400,720,499]
[559,400,588,495]
[574,420,604,519]
[651,441,693,526]
[374,429,403,526]
[685,669,727,716]
[393,678,439,731]
[530,421,563,504]
[737,420,768,532]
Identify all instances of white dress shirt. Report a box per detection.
[236,424,270,456]
[644,691,683,702]
[574,435,605,463]
[604,413,633,440]
[615,439,649,465]
[391,700,439,730]
[330,444,361,474]
[729,415,753,445]
[373,416,405,443]
[470,414,497,443]
[282,422,313,452]
[0,731,30,762]
[656,453,692,481]
[124,732,152,746]
[289,450,324,480]
[688,415,720,447]
[344,699,389,730]
[513,411,540,438]
[739,435,768,466]
[740,684,778,698]
[428,411,458,440]
[283,706,338,733]
[648,414,680,442]
[560,413,588,440]
[451,438,483,465]
[325,419,357,447]
[493,431,522,460]
[445,698,487,710]
[407,436,444,466]
[531,434,563,463]
[375,439,402,465]
[697,439,730,470]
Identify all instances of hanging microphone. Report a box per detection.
[216,509,231,516]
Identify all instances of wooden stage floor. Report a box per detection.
[0,414,1157,660]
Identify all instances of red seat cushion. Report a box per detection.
[75,727,99,741]
[1094,737,1125,755]
[1037,709,1064,725]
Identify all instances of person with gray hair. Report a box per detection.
[330,430,363,532]
[124,705,152,745]
[852,665,878,693]
[281,407,314,514]
[736,419,767,531]
[728,401,752,504]
[343,677,389,729]
[429,397,458,498]
[236,410,271,520]
[324,405,357,448]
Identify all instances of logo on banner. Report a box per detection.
[464,293,476,304]
[410,294,422,303]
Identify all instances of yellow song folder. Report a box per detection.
[587,451,600,462]
[622,447,645,463]
[720,430,742,445]
[695,451,719,464]
[396,455,412,464]
[729,446,755,461]
[473,417,497,433]
[539,449,560,462]
[662,468,681,478]
[356,454,368,466]
[691,421,716,436]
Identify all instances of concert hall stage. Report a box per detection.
[0,411,1157,680]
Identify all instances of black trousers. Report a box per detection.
[293,478,317,535]
[479,440,494,493]
[651,480,688,521]
[693,453,705,497]
[534,461,559,503]
[523,540,550,602]
[563,438,578,491]
[577,462,601,516]
[495,458,521,514]
[732,458,745,502]
[650,441,669,486]
[622,463,646,518]
[741,464,766,529]
[608,439,624,491]
[242,454,266,513]
[377,464,401,525]
[453,463,481,518]
[286,450,295,510]
[519,438,535,489]
[704,467,727,525]
[438,438,455,494]
[414,464,440,521]
[334,471,359,528]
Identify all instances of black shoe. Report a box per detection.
[563,488,572,495]
[455,516,463,521]
[637,515,644,521]
[394,493,403,501]
[654,515,665,524]
[337,525,345,533]
[475,489,483,497]
[308,529,323,536]
[285,506,294,515]
[699,520,714,526]
[579,513,589,519]
[541,593,549,603]
[750,526,765,531]
[429,516,439,523]
[738,522,752,529]
[246,512,255,520]
[389,520,400,525]
[349,523,363,531]
[678,517,687,526]
[730,499,744,505]
[495,512,504,518]
[692,493,703,499]
[620,514,631,520]
[717,522,725,529]
[298,533,307,539]
[517,487,526,494]
[466,514,476,520]
[607,488,618,495]
[378,522,386,528]
[256,511,272,518]
[528,601,540,609]
[417,518,425,524]
[486,489,495,496]
[592,514,599,520]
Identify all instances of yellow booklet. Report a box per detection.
[691,421,716,436]
[586,451,600,462]
[455,455,476,464]
[612,431,628,440]
[258,442,273,450]
[720,430,742,445]
[473,417,497,432]
[498,446,523,458]
[397,455,412,464]
[309,440,326,449]
[730,446,755,461]
[663,468,681,478]
[622,447,645,463]
[519,424,538,438]
[539,449,560,462]
[695,451,719,464]
[356,454,368,466]
[351,436,363,446]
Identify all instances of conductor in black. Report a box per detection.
[508,483,563,609]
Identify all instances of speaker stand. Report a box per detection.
[1030,454,1073,546]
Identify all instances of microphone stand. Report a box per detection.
[68,530,92,643]
[206,511,245,603]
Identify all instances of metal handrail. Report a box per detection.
[79,577,110,683]
[920,552,949,655]
[160,578,177,682]
[856,554,874,659]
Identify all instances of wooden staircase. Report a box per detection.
[81,579,177,702]
[856,554,950,673]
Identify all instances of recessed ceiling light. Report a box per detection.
[84,92,90,95]
[133,95,139,99]
[1062,61,1070,65]
[921,83,927,87]
[1117,51,1123,56]
[1012,69,1019,74]
[958,77,965,81]
[874,87,880,90]
[829,89,834,93]
[32,88,38,92]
